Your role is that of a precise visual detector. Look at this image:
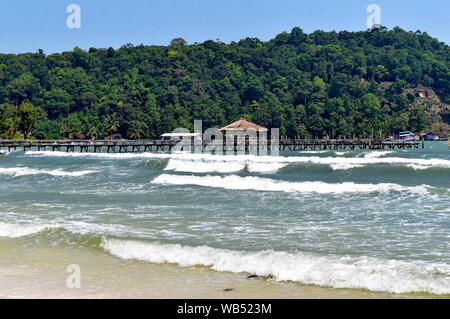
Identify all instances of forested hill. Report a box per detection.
[1,26,449,140]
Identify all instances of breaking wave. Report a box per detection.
[25,150,450,170]
[164,158,287,174]
[282,155,450,169]
[25,150,173,160]
[101,239,450,295]
[0,222,55,238]
[0,221,146,241]
[152,174,432,195]
[246,162,288,173]
[330,164,365,171]
[164,159,245,173]
[2,220,450,295]
[364,151,395,158]
[0,167,98,177]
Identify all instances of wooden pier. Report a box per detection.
[0,138,424,154]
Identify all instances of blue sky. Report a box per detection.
[0,0,449,54]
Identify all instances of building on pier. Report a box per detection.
[220,118,268,133]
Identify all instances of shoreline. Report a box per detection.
[0,242,446,299]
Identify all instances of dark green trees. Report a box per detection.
[0,102,45,138]
[0,27,449,140]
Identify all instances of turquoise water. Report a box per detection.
[0,142,449,295]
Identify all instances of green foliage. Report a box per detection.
[0,27,449,139]
[0,102,46,138]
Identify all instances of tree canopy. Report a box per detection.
[0,27,449,139]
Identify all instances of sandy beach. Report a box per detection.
[0,241,444,299]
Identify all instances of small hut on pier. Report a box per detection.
[220,118,268,145]
[220,118,268,133]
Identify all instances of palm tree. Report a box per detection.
[88,124,101,140]
[104,114,120,135]
[128,122,144,140]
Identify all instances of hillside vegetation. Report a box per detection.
[0,26,449,139]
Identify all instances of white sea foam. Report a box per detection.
[298,150,332,154]
[287,155,450,169]
[364,151,395,158]
[26,150,173,160]
[0,167,97,177]
[0,221,148,240]
[330,164,364,171]
[333,152,347,156]
[164,158,287,174]
[246,162,288,173]
[0,222,54,238]
[152,174,430,195]
[164,159,246,173]
[26,150,450,170]
[101,239,450,294]
[406,164,436,170]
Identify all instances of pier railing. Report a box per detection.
[0,138,424,154]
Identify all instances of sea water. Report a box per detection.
[0,142,449,297]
